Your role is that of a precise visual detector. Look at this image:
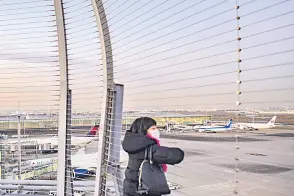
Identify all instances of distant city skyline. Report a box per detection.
[1,105,293,115]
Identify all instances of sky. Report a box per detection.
[0,0,294,113]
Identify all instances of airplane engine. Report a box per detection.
[73,168,90,179]
[239,125,246,130]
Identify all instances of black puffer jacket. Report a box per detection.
[122,131,184,196]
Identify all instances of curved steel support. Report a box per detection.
[54,0,71,195]
[92,0,114,84]
[91,0,115,196]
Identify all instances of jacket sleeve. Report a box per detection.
[151,145,184,165]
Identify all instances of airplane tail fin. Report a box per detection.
[267,116,277,125]
[225,119,233,128]
[87,125,99,136]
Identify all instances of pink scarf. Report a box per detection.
[147,134,168,173]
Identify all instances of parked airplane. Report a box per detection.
[237,116,277,130]
[23,157,58,167]
[193,119,233,133]
[0,134,8,140]
[11,135,29,138]
[23,147,128,179]
[86,125,99,137]
[5,125,100,147]
[165,122,193,132]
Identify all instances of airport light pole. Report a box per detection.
[0,144,4,179]
[23,116,26,135]
[17,114,22,179]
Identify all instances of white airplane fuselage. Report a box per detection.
[5,136,97,147]
[238,123,276,129]
[194,119,233,132]
[198,127,232,133]
[5,125,99,147]
[237,116,277,130]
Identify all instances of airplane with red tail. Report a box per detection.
[86,124,100,136]
[4,124,101,148]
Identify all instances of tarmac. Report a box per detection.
[2,128,293,196]
[78,128,294,195]
[59,128,294,195]
[160,129,294,196]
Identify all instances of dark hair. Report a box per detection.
[129,117,157,135]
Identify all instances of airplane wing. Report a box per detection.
[28,125,100,147]
[71,153,99,168]
[71,150,128,169]
[238,124,256,130]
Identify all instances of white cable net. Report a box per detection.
[0,0,293,196]
[61,0,103,195]
[104,0,294,196]
[0,0,59,194]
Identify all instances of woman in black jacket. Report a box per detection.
[122,117,184,196]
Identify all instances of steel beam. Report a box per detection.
[53,0,69,195]
[91,0,115,196]
[65,89,73,195]
[107,84,124,196]
[91,0,114,84]
[0,180,94,186]
[0,185,93,192]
